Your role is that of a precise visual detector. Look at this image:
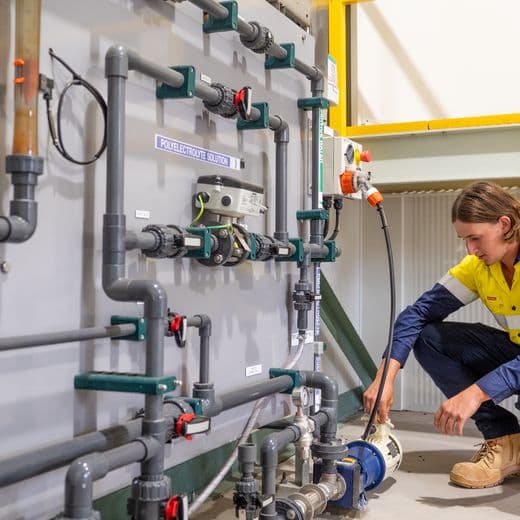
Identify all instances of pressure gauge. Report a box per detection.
[344,143,355,165]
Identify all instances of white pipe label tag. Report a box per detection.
[135,210,150,219]
[245,364,262,377]
[155,134,242,170]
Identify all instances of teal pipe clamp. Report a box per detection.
[312,240,338,263]
[296,209,329,221]
[185,227,212,259]
[297,97,330,111]
[275,238,304,263]
[237,102,269,130]
[265,43,295,69]
[182,397,205,416]
[111,315,146,341]
[75,372,178,395]
[156,66,196,99]
[269,368,302,394]
[202,1,238,33]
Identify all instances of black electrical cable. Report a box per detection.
[362,203,396,440]
[46,48,107,165]
[327,207,341,241]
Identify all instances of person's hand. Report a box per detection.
[363,359,400,423]
[434,384,490,435]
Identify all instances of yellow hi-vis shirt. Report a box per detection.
[441,254,520,345]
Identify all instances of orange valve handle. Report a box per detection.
[339,170,357,195]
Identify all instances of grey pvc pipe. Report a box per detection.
[125,230,157,251]
[295,58,321,81]
[187,314,212,384]
[260,426,301,519]
[64,437,160,519]
[104,45,169,516]
[299,371,338,441]
[273,122,289,243]
[206,375,294,417]
[0,419,142,488]
[0,324,136,352]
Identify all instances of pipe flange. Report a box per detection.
[275,498,306,520]
[5,154,44,176]
[235,479,258,495]
[141,224,186,258]
[240,21,274,54]
[254,233,275,261]
[128,475,171,516]
[203,83,237,118]
[197,224,234,267]
[311,438,348,461]
[285,492,313,520]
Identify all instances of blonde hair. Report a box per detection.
[452,181,520,242]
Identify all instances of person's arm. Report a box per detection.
[434,354,520,436]
[364,281,471,423]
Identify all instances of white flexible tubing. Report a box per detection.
[188,335,306,516]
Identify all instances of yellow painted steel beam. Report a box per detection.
[345,113,520,138]
[328,0,347,134]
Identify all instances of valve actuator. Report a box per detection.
[195,175,266,219]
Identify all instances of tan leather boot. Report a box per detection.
[450,433,520,488]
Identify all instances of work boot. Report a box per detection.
[450,433,520,488]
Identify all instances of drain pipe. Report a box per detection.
[104,45,171,518]
[0,323,136,352]
[62,436,161,520]
[260,425,302,519]
[189,314,216,404]
[1,0,44,243]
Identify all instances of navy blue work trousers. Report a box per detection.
[413,321,520,439]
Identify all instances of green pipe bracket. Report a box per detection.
[297,97,330,111]
[185,227,212,259]
[75,372,178,395]
[296,209,329,221]
[111,315,146,341]
[312,240,338,263]
[182,397,205,416]
[156,66,196,99]
[202,1,238,33]
[265,43,295,70]
[237,102,269,130]
[268,369,302,394]
[275,238,304,263]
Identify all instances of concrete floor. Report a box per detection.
[194,411,520,519]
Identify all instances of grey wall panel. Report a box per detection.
[0,1,356,518]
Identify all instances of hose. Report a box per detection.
[188,335,306,515]
[362,203,396,440]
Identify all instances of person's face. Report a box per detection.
[454,218,512,265]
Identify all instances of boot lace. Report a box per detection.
[471,440,499,465]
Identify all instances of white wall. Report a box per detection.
[352,0,520,125]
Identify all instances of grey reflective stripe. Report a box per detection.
[505,314,520,329]
[438,273,478,304]
[493,313,508,329]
